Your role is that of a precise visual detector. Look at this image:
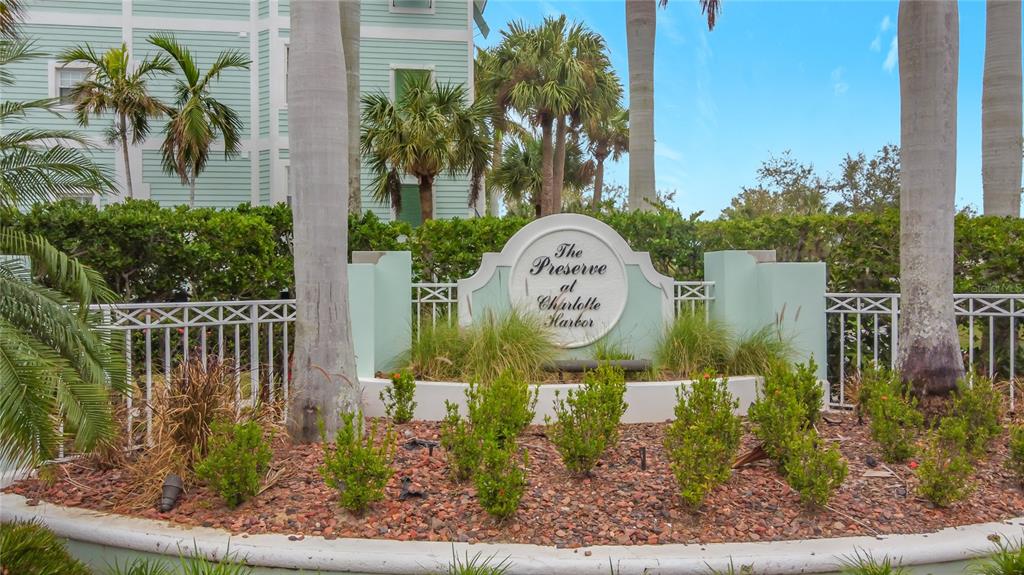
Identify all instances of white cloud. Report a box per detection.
[883,36,898,73]
[831,67,849,95]
[655,142,683,162]
[870,36,881,52]
[880,15,892,32]
[870,15,893,52]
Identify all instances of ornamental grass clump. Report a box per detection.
[195,420,273,509]
[728,325,795,377]
[655,313,732,378]
[915,416,975,507]
[462,309,556,383]
[406,319,466,381]
[319,410,395,514]
[971,537,1024,575]
[0,520,91,575]
[949,376,1003,456]
[380,370,417,423]
[860,367,923,463]
[474,438,528,521]
[663,372,742,508]
[781,430,848,508]
[1006,425,1024,484]
[839,549,909,575]
[547,363,628,475]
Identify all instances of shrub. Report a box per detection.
[916,417,975,507]
[474,439,528,520]
[380,370,417,423]
[195,420,273,509]
[971,537,1024,575]
[781,431,848,507]
[861,368,923,463]
[405,319,466,381]
[440,400,483,482]
[1006,425,1024,484]
[319,411,395,514]
[547,364,628,475]
[950,377,1003,455]
[461,309,557,383]
[728,325,794,376]
[655,313,732,378]
[0,520,91,575]
[663,373,742,508]
[748,369,811,462]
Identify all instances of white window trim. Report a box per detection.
[48,60,93,110]
[388,64,435,101]
[281,39,289,108]
[389,0,435,16]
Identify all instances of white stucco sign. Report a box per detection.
[458,214,675,349]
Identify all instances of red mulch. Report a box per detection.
[7,412,1024,548]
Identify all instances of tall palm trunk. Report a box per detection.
[626,0,656,212]
[341,0,361,215]
[982,0,1022,217]
[189,169,197,207]
[552,115,568,213]
[288,0,359,442]
[897,0,963,397]
[540,114,555,216]
[486,131,503,216]
[592,147,608,209]
[418,174,434,222]
[118,114,134,199]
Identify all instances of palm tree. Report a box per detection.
[475,46,518,216]
[148,34,250,207]
[897,0,963,397]
[982,0,1022,217]
[491,131,594,214]
[58,43,172,199]
[361,74,492,223]
[585,103,629,209]
[288,0,360,441]
[625,0,720,212]
[340,0,361,215]
[1,9,126,466]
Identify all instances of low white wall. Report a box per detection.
[359,376,761,423]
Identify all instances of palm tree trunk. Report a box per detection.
[552,115,567,214]
[592,150,607,209]
[288,0,360,442]
[341,0,362,216]
[982,0,1022,217]
[119,114,134,199]
[540,114,555,216]
[189,171,196,207]
[897,0,963,397]
[626,0,657,213]
[486,130,503,216]
[418,174,435,223]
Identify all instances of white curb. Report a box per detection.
[2,493,1021,574]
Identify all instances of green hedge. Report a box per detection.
[3,200,1022,302]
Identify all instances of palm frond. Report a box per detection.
[0,145,115,208]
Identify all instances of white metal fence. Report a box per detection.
[825,293,1023,409]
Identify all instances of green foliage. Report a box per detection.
[748,365,817,462]
[474,438,528,520]
[663,372,742,508]
[728,325,795,377]
[547,364,628,475]
[1006,425,1024,484]
[380,370,417,424]
[440,371,537,481]
[781,431,848,507]
[970,537,1024,575]
[461,309,557,383]
[860,367,923,463]
[839,549,909,575]
[592,338,634,361]
[444,550,513,575]
[406,319,466,382]
[949,377,1003,455]
[108,552,253,575]
[0,520,91,575]
[655,313,732,378]
[915,417,975,507]
[319,411,395,514]
[194,420,272,509]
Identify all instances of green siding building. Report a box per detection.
[10,0,489,222]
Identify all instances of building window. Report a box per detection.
[57,67,89,106]
[390,0,433,13]
[392,68,431,101]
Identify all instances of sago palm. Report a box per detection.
[1,12,126,467]
[361,74,492,223]
[58,43,173,199]
[148,34,250,207]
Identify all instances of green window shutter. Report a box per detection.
[398,184,422,226]
[393,68,431,101]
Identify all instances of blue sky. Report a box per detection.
[477,0,1006,218]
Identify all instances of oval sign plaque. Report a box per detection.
[509,226,628,348]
